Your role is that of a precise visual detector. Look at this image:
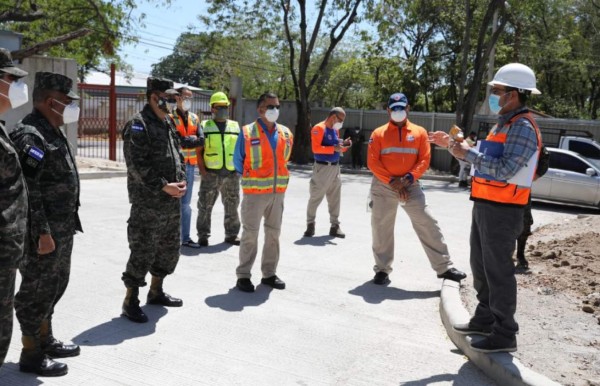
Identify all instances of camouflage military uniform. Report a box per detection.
[122,103,186,288]
[0,122,28,367]
[11,108,82,339]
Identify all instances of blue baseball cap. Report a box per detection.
[388,93,408,109]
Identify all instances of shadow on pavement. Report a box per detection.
[293,235,338,246]
[0,363,44,386]
[205,286,271,312]
[398,361,494,385]
[348,281,439,304]
[71,306,168,346]
[180,242,233,256]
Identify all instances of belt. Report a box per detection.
[315,160,339,166]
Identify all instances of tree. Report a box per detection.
[456,0,508,132]
[204,0,364,163]
[151,31,291,97]
[1,0,165,78]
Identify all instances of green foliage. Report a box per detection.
[1,0,167,78]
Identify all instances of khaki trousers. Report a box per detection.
[370,177,453,275]
[306,163,341,225]
[236,193,285,279]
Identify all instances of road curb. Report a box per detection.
[80,170,127,180]
[439,280,561,386]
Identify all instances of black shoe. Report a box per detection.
[182,239,201,248]
[437,268,467,282]
[453,322,492,336]
[458,180,469,188]
[236,278,255,292]
[470,336,517,353]
[122,299,148,323]
[261,275,286,290]
[329,225,345,238]
[42,338,80,358]
[199,237,209,247]
[373,271,390,285]
[19,353,68,377]
[147,291,183,307]
[304,223,315,237]
[224,236,241,245]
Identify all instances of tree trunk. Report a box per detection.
[292,97,312,164]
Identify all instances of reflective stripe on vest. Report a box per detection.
[241,122,292,194]
[381,147,418,155]
[470,112,543,207]
[171,112,200,165]
[201,119,240,171]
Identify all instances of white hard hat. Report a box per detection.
[488,63,541,95]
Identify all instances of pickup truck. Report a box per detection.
[557,136,600,159]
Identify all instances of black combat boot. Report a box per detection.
[19,336,68,377]
[147,276,183,307]
[122,287,148,323]
[303,223,315,237]
[516,234,530,271]
[40,319,80,358]
[329,224,346,238]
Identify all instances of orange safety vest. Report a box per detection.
[471,112,542,206]
[241,121,293,194]
[171,111,200,165]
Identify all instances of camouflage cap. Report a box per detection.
[147,76,178,95]
[0,47,28,78]
[34,72,80,99]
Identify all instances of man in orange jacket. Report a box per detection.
[171,86,204,248]
[367,92,466,285]
[303,107,351,238]
[233,92,293,293]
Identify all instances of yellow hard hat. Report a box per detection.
[210,91,230,106]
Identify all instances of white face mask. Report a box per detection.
[333,121,343,130]
[181,99,191,112]
[265,108,279,123]
[0,78,29,108]
[52,99,80,124]
[391,109,407,123]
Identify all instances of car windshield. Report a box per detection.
[586,157,600,171]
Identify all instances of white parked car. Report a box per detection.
[531,148,600,208]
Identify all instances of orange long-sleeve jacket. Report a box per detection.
[367,120,430,184]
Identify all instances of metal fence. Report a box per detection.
[77,89,600,171]
[76,83,215,162]
[311,108,600,172]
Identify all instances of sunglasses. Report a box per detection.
[214,106,229,110]
[265,104,280,110]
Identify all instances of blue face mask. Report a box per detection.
[488,94,502,114]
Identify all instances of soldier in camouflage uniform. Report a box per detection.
[196,91,241,246]
[11,72,82,377]
[0,48,29,372]
[121,77,187,324]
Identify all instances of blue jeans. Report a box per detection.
[181,163,196,242]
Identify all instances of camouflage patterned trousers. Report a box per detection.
[122,201,181,288]
[196,172,240,240]
[15,218,74,338]
[0,268,16,367]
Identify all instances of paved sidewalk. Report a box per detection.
[0,165,563,385]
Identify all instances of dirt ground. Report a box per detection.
[462,213,600,386]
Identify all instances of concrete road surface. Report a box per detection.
[4,169,565,385]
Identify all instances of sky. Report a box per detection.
[117,0,208,74]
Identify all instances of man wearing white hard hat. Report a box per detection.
[430,63,543,353]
